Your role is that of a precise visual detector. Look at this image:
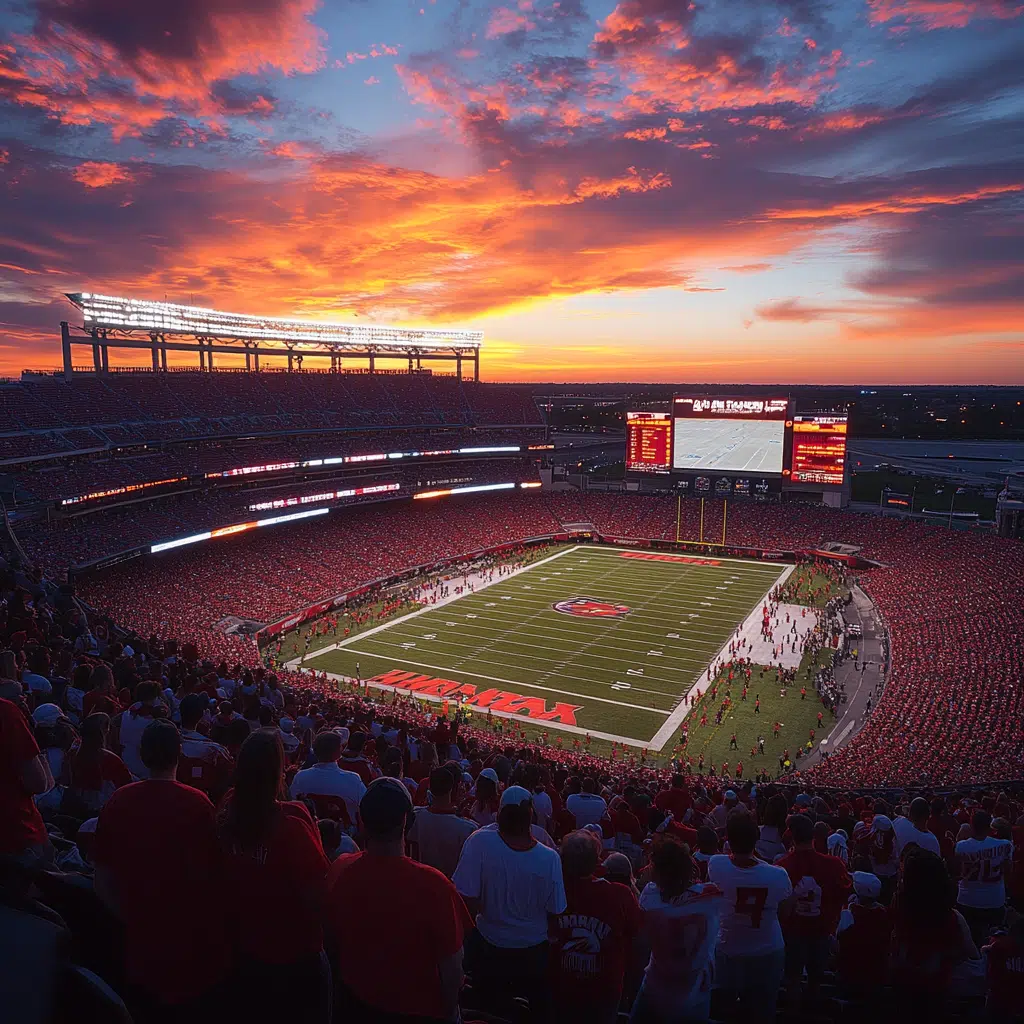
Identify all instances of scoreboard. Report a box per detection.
[626,411,672,473]
[790,413,848,486]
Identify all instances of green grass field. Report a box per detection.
[291,545,794,751]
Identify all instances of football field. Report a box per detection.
[295,545,791,750]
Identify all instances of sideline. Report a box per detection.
[648,563,795,751]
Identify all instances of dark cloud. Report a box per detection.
[852,199,1024,306]
[209,81,276,116]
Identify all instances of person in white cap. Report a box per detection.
[866,814,898,900]
[277,716,299,757]
[453,784,566,1016]
[836,871,892,997]
[710,789,739,830]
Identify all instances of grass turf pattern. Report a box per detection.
[303,545,788,748]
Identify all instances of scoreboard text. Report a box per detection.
[626,412,672,473]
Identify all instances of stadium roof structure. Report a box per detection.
[61,292,484,379]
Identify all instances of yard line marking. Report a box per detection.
[334,650,673,715]
[381,617,729,653]
[289,544,584,666]
[349,626,711,682]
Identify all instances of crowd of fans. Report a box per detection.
[1,585,1022,1023]
[53,491,1024,789]
[0,372,543,463]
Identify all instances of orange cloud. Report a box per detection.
[71,161,135,188]
[1,0,325,137]
[592,1,847,117]
[805,111,885,133]
[867,0,1023,30]
[486,4,536,39]
[763,183,1023,220]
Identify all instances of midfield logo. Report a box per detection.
[553,597,630,619]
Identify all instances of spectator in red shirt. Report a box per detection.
[836,871,892,999]
[81,663,121,720]
[93,719,230,1023]
[0,695,53,871]
[549,829,642,1022]
[779,813,851,1002]
[653,774,692,821]
[326,777,472,1022]
[217,730,331,1023]
[65,712,132,816]
[339,730,379,784]
[983,912,1024,1018]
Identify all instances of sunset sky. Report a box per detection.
[0,0,1022,383]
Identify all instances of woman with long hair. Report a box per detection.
[66,713,132,815]
[890,847,981,1009]
[470,770,500,827]
[217,730,331,1023]
[631,835,727,1023]
[82,663,120,719]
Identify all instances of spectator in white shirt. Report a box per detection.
[117,681,166,779]
[708,809,793,1024]
[566,777,607,828]
[710,789,739,831]
[453,784,566,1017]
[893,797,941,861]
[21,648,53,700]
[277,718,300,757]
[290,731,366,826]
[954,810,1012,946]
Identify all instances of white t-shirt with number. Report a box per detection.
[955,836,1013,909]
[639,882,728,1015]
[707,855,793,956]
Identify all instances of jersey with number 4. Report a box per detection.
[707,855,793,955]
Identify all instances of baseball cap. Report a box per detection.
[279,717,295,733]
[724,789,737,801]
[479,768,499,784]
[583,822,604,839]
[852,871,881,901]
[32,704,65,727]
[871,814,893,832]
[360,777,413,833]
[499,785,533,808]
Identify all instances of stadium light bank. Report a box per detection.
[61,292,484,379]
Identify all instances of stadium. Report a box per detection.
[2,293,1023,1024]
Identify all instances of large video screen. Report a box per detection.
[791,413,847,485]
[672,397,789,475]
[626,411,672,473]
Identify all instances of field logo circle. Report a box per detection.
[553,597,630,619]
